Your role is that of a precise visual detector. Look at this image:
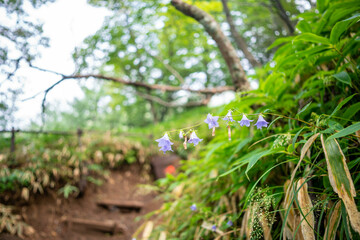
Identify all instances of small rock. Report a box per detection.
[108,178,115,185]
[24,225,35,236]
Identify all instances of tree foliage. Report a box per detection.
[0,0,53,128]
[73,0,310,126]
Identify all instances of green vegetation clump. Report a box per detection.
[141,1,360,239]
[0,133,147,200]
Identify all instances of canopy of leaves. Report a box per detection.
[73,0,309,126]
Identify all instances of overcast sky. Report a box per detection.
[12,0,110,128]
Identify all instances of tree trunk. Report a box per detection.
[221,0,262,68]
[270,0,295,34]
[171,0,250,91]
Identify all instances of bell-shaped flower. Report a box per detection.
[254,115,269,129]
[211,225,217,232]
[226,220,233,227]
[238,114,253,127]
[204,113,219,136]
[179,130,184,139]
[222,110,235,122]
[155,133,174,154]
[190,204,197,211]
[204,113,219,129]
[188,131,203,146]
[159,144,173,154]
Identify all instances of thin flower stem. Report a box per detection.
[322,114,356,123]
[167,121,205,133]
[263,112,321,129]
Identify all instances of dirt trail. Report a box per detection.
[22,164,161,240]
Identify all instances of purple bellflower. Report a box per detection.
[211,225,217,232]
[254,115,269,129]
[204,113,219,136]
[179,130,184,139]
[226,220,233,227]
[155,133,174,154]
[222,110,235,122]
[188,131,203,146]
[204,114,219,129]
[159,144,173,153]
[190,204,197,211]
[238,114,253,127]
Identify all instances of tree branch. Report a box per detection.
[30,65,235,94]
[270,0,295,34]
[171,0,250,91]
[135,91,211,107]
[41,77,68,125]
[221,0,262,68]
[28,65,234,124]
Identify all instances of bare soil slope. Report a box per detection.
[22,164,161,240]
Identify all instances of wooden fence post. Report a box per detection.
[10,127,15,153]
[77,128,83,147]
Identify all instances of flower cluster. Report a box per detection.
[155,111,269,153]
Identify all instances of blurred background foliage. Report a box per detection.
[71,0,308,127]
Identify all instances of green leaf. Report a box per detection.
[328,120,344,131]
[333,71,351,85]
[58,184,79,199]
[204,142,226,161]
[321,135,355,198]
[293,33,331,45]
[267,116,282,129]
[245,148,280,179]
[296,102,312,118]
[330,14,360,43]
[328,93,357,119]
[327,122,360,140]
[343,102,360,123]
[296,20,312,33]
[267,36,294,50]
[227,138,252,162]
[341,202,352,240]
[317,0,329,13]
[292,127,306,149]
